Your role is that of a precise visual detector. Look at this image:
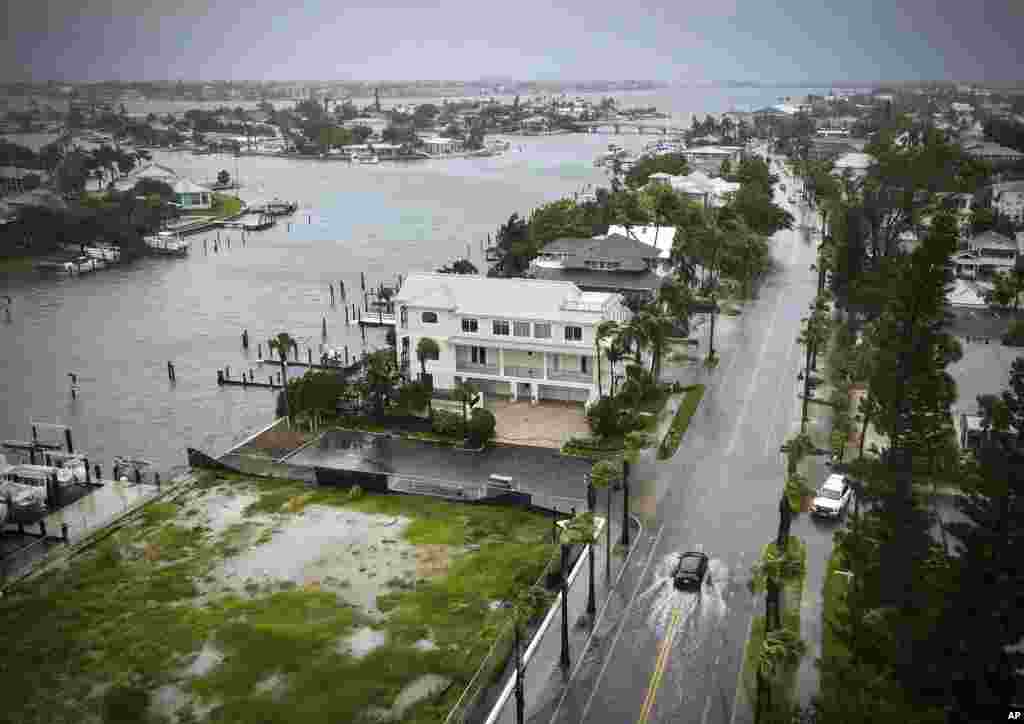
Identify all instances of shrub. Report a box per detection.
[586,396,641,439]
[617,365,658,408]
[431,409,464,438]
[395,380,431,414]
[1004,320,1024,347]
[466,408,497,448]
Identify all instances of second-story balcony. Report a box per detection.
[503,365,544,379]
[547,369,594,383]
[455,360,499,374]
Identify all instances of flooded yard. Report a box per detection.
[0,472,555,724]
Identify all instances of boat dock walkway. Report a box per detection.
[259,359,345,371]
[1,478,162,583]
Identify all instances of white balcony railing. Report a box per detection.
[455,360,499,374]
[547,369,593,383]
[503,365,544,379]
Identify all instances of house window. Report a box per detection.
[462,318,478,333]
[471,346,488,365]
[534,323,551,339]
[493,320,510,336]
[422,311,438,324]
[564,326,583,342]
[513,321,530,337]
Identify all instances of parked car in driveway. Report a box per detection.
[812,474,853,518]
[673,551,709,590]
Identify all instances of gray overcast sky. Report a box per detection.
[3,0,1022,83]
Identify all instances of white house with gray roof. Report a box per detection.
[393,273,632,404]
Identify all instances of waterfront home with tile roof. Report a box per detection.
[393,273,632,404]
[952,230,1020,279]
[112,162,213,210]
[531,233,666,299]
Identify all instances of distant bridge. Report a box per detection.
[573,120,689,136]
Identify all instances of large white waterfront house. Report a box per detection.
[393,273,632,404]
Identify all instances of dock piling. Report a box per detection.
[307,348,312,364]
[345,306,349,325]
[167,361,176,381]
[257,343,262,358]
[61,522,69,545]
[330,284,335,305]
[322,317,327,337]
[65,427,74,454]
[340,280,345,300]
[217,369,224,385]
[345,346,349,365]
[242,329,249,349]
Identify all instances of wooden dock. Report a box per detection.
[217,376,282,390]
[259,359,343,371]
[260,359,366,375]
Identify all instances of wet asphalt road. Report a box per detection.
[544,164,828,724]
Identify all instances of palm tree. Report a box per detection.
[635,310,672,380]
[562,511,599,618]
[755,626,806,723]
[595,321,619,398]
[621,432,650,547]
[453,379,478,429]
[416,337,439,384]
[590,459,620,581]
[619,317,648,366]
[510,586,547,724]
[605,337,626,397]
[268,332,297,422]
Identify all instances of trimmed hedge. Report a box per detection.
[657,384,706,460]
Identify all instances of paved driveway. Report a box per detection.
[487,399,591,449]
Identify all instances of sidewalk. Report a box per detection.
[481,489,639,724]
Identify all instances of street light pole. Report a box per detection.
[586,477,596,617]
[559,543,571,670]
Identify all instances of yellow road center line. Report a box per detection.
[638,604,681,724]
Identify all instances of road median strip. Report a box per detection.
[657,384,706,460]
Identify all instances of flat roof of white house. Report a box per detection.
[395,272,619,323]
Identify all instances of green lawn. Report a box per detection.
[657,384,706,460]
[0,255,36,274]
[0,474,555,724]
